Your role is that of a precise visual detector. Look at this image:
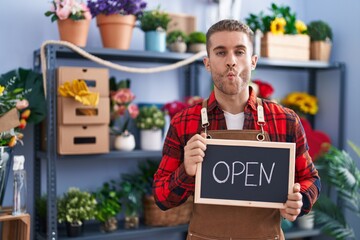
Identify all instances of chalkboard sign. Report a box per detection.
[195,139,295,209]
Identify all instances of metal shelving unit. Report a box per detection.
[33,45,345,240]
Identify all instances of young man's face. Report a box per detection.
[204,31,257,96]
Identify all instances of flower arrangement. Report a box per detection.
[45,0,92,22]
[57,187,97,226]
[136,105,165,130]
[139,7,171,32]
[110,78,139,134]
[0,68,46,147]
[252,79,274,99]
[281,92,318,116]
[245,3,307,35]
[87,0,147,18]
[162,96,203,119]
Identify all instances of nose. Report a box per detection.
[226,53,236,68]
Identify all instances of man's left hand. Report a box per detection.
[280,183,303,222]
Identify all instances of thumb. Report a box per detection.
[293,183,301,193]
[200,132,207,138]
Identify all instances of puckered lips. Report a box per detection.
[226,71,237,80]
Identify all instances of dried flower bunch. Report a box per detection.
[45,0,92,22]
[245,3,307,35]
[282,92,318,116]
[87,0,147,18]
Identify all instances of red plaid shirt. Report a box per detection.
[153,88,320,215]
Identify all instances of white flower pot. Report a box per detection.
[140,129,162,151]
[296,211,315,230]
[114,132,136,151]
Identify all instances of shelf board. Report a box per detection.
[36,150,162,160]
[35,46,342,70]
[36,222,321,240]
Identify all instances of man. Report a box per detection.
[153,19,320,239]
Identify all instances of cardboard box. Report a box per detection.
[58,124,109,155]
[261,33,310,61]
[167,13,196,35]
[58,97,110,125]
[57,67,109,97]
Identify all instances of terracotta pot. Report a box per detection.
[57,19,90,47]
[96,14,136,50]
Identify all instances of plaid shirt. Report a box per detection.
[153,88,320,215]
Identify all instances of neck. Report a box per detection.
[214,88,249,114]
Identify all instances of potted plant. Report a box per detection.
[307,20,333,62]
[139,7,171,52]
[57,187,97,237]
[313,141,360,239]
[109,78,139,151]
[35,195,47,233]
[93,181,122,233]
[87,0,147,49]
[245,3,310,61]
[118,174,144,229]
[187,31,206,53]
[45,0,92,47]
[136,105,165,150]
[166,30,188,53]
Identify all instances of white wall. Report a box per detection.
[3,0,359,239]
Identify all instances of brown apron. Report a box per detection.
[187,99,284,240]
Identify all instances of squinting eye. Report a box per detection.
[216,51,225,56]
[236,51,245,55]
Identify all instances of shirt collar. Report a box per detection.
[207,86,258,112]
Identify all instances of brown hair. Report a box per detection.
[206,19,254,54]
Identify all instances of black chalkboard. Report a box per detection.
[195,139,295,209]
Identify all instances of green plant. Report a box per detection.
[139,7,171,32]
[93,181,122,223]
[136,105,165,130]
[307,20,333,42]
[245,3,307,35]
[166,30,188,44]
[187,31,206,44]
[313,141,360,239]
[57,187,97,226]
[119,175,144,217]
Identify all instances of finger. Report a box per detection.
[287,192,302,201]
[293,183,301,192]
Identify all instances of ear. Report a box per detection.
[203,57,211,72]
[251,55,258,71]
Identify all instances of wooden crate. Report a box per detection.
[0,207,30,240]
[261,33,310,61]
[167,13,196,35]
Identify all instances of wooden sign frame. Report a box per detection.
[195,139,295,209]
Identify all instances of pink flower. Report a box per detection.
[128,104,139,119]
[111,89,135,105]
[56,4,71,20]
[114,104,126,116]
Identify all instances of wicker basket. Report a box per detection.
[143,195,193,226]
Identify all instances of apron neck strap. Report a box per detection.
[201,97,266,136]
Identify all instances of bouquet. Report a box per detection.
[87,0,147,18]
[45,0,92,22]
[281,92,318,116]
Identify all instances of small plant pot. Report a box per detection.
[168,42,187,53]
[296,211,315,230]
[66,222,84,238]
[125,215,139,229]
[100,217,118,233]
[114,131,135,151]
[188,43,206,53]
[140,129,162,150]
[145,31,166,52]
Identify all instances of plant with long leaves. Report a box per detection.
[314,141,360,239]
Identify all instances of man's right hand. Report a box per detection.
[184,133,207,176]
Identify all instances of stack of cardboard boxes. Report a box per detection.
[57,67,110,154]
